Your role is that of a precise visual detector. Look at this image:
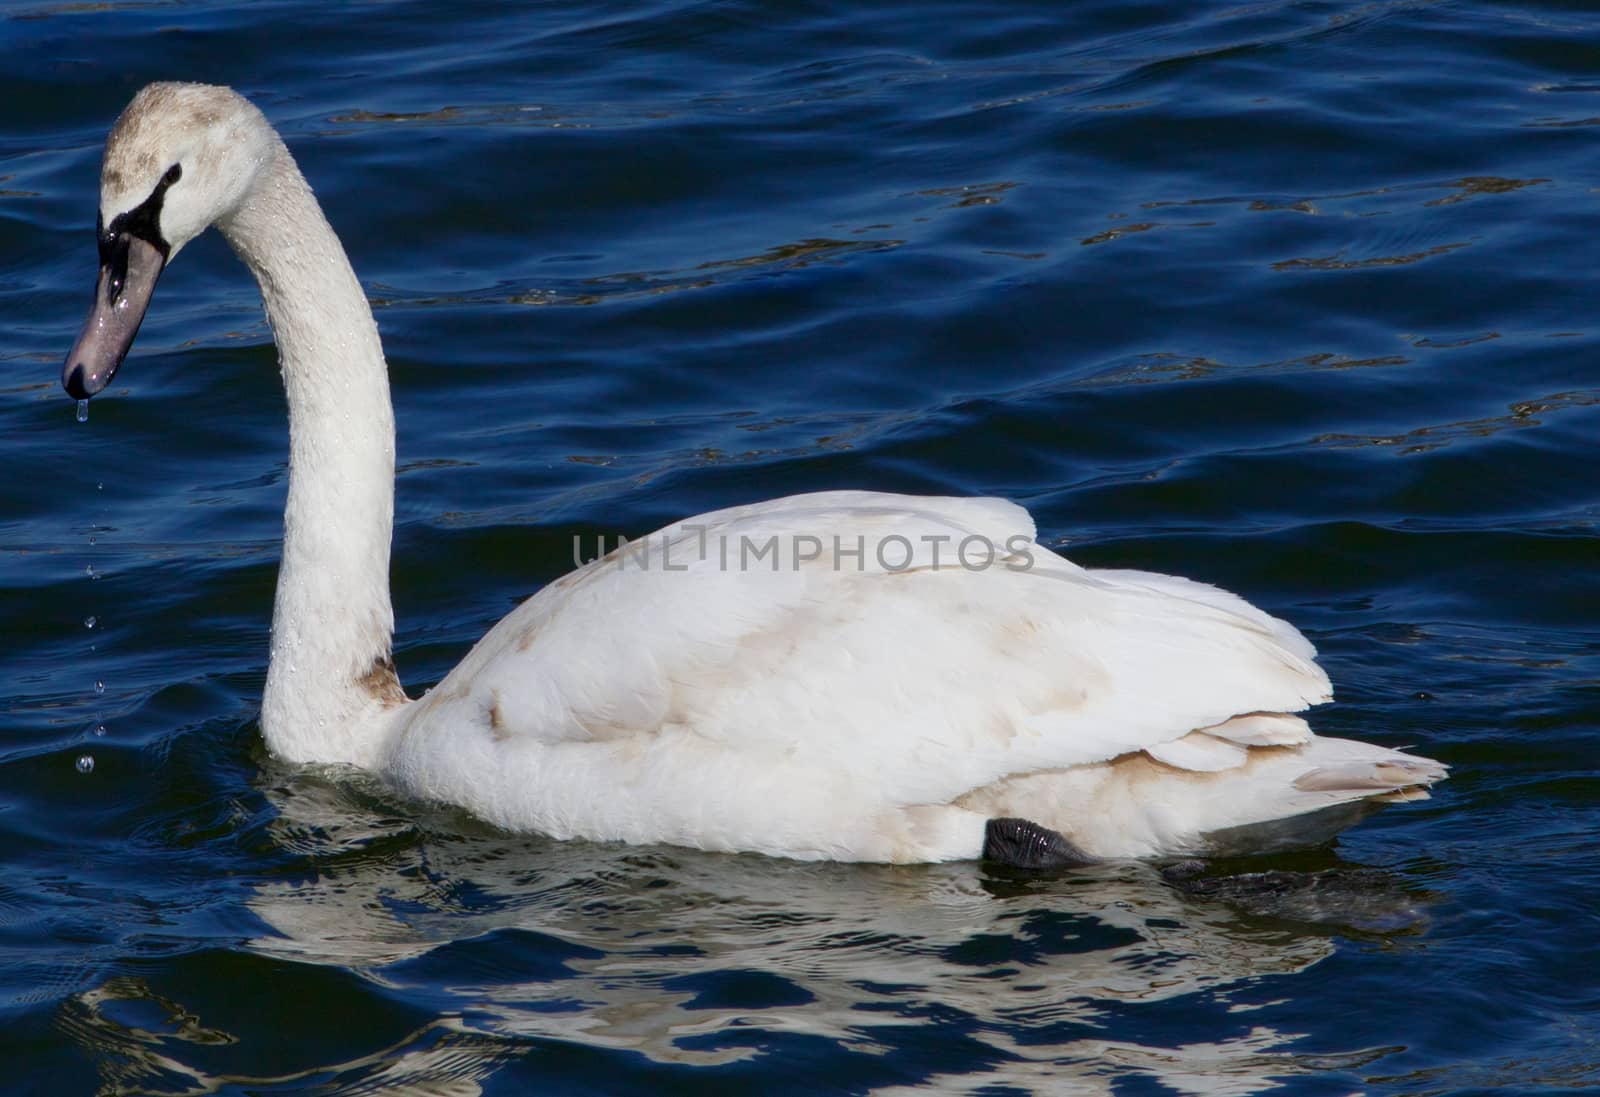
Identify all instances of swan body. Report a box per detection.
[63,83,1446,864]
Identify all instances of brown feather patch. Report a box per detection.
[359,654,408,707]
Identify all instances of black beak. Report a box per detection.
[62,229,167,400]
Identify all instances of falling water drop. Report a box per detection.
[86,473,105,763]
[75,399,89,423]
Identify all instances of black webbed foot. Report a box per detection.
[982,817,1092,869]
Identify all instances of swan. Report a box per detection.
[61,83,1445,866]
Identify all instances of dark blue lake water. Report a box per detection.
[3,1,1597,1092]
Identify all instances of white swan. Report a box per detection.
[62,83,1445,865]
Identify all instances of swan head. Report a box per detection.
[63,82,276,400]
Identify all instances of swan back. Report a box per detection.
[384,491,1359,859]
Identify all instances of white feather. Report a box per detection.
[1146,733,1250,773]
[1200,713,1313,748]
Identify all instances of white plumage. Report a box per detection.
[64,83,1446,865]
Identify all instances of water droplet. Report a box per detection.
[96,482,103,491]
[95,724,107,737]
[94,679,104,695]
[76,754,95,774]
[84,616,97,630]
[88,536,96,545]
[75,399,89,423]
[85,564,96,579]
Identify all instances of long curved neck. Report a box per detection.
[218,139,405,766]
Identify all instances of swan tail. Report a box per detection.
[957,733,1447,859]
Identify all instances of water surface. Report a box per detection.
[2,1,1596,1093]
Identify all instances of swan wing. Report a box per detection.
[406,491,1330,808]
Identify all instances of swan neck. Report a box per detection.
[219,141,404,765]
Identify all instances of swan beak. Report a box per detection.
[62,231,167,400]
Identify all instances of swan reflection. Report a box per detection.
[61,759,1432,1096]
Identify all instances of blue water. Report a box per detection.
[3,0,1597,1092]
